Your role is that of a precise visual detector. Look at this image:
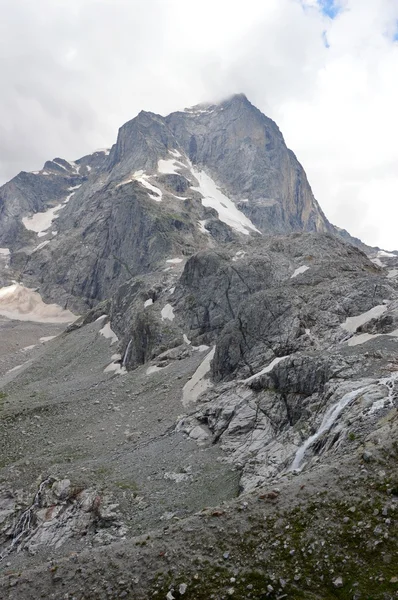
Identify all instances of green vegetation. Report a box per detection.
[148,472,398,600]
[115,479,139,492]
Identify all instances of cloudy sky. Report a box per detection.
[1,0,397,249]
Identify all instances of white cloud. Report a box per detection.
[0,0,398,249]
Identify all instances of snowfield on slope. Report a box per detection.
[243,355,290,383]
[0,283,76,323]
[341,305,387,333]
[190,168,260,236]
[182,347,216,405]
[99,322,119,345]
[22,204,63,236]
[291,265,310,278]
[22,188,80,237]
[117,170,163,201]
[158,158,184,175]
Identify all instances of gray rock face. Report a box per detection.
[23,183,205,312]
[0,152,107,251]
[166,94,331,235]
[94,231,397,492]
[170,234,385,381]
[0,94,368,312]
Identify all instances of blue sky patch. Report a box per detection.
[393,21,398,41]
[317,0,341,19]
[322,30,330,48]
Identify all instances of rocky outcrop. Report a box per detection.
[95,232,398,491]
[0,477,124,561]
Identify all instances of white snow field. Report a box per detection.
[182,346,216,406]
[341,305,387,333]
[0,283,76,323]
[291,265,310,278]
[190,168,260,236]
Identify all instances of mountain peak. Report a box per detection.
[223,92,250,104]
[183,93,251,115]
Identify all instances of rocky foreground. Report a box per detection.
[0,233,397,599]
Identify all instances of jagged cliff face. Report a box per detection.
[0,94,337,310]
[166,95,331,234]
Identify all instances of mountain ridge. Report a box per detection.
[1,95,398,599]
[0,94,373,312]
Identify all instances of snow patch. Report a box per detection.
[166,258,183,264]
[184,106,215,115]
[99,322,118,345]
[40,336,56,343]
[371,258,384,267]
[198,220,210,234]
[104,361,127,376]
[190,168,260,236]
[144,299,153,308]
[169,149,182,158]
[67,161,81,174]
[347,328,398,347]
[53,159,68,171]
[348,333,381,347]
[32,240,50,253]
[377,250,396,258]
[182,347,215,406]
[136,173,162,200]
[243,356,290,383]
[158,158,183,175]
[0,283,76,323]
[291,265,310,278]
[117,170,162,201]
[7,364,24,374]
[341,305,387,333]
[161,304,175,321]
[0,248,10,256]
[232,250,246,262]
[146,365,168,375]
[387,269,398,279]
[22,204,63,236]
[63,193,74,205]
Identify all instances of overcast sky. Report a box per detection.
[1,0,397,249]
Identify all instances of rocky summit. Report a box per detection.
[0,95,397,600]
